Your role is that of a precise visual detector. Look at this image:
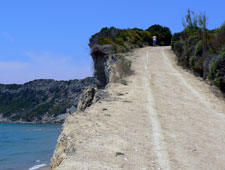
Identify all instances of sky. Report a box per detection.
[0,0,224,84]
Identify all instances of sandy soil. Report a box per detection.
[53,47,225,170]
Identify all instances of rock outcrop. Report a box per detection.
[77,86,96,111]
[90,44,120,88]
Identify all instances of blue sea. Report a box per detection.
[0,123,61,170]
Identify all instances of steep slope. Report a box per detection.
[51,47,225,169]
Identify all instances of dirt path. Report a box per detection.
[144,47,225,170]
[52,47,225,170]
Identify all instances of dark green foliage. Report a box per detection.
[181,27,201,41]
[175,35,199,67]
[189,41,204,75]
[209,51,225,92]
[171,33,181,50]
[98,37,113,45]
[0,90,42,117]
[89,25,172,54]
[195,40,203,56]
[208,25,225,54]
[146,24,172,46]
[0,78,97,122]
[89,27,152,53]
[182,9,198,29]
[172,17,225,93]
[174,40,184,58]
[0,84,22,90]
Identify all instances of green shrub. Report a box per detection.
[189,55,199,67]
[208,22,225,53]
[98,37,113,45]
[194,40,203,56]
[173,40,184,57]
[171,11,225,94]
[220,48,225,55]
[177,36,200,67]
[189,40,204,74]
[90,25,171,54]
[209,51,225,92]
[114,37,125,46]
[116,55,133,77]
[171,33,181,50]
[193,55,204,76]
[113,44,121,53]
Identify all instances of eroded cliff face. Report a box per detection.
[51,27,135,169]
[50,85,109,169]
[51,44,120,170]
[90,44,120,88]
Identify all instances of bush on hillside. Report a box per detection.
[189,40,204,75]
[209,51,225,92]
[173,40,184,58]
[208,24,225,54]
[174,35,199,67]
[171,10,225,94]
[89,25,172,54]
[89,27,153,53]
[171,33,181,50]
[180,27,201,41]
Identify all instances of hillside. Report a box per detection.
[51,46,225,169]
[0,77,96,123]
[172,21,225,93]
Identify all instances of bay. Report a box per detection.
[0,123,61,170]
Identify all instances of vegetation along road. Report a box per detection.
[52,47,225,170]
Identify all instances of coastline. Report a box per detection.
[28,164,51,170]
[0,113,68,124]
[40,166,51,170]
[0,121,63,125]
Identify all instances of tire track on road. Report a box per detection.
[161,49,225,119]
[145,51,171,170]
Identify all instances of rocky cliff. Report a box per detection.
[50,26,172,169]
[0,77,97,123]
[50,27,139,169]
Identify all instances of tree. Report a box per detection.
[182,9,198,29]
[198,12,208,49]
[182,9,209,49]
[146,24,172,46]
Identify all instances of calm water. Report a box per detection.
[0,123,61,170]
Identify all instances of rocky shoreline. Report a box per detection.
[0,113,67,124]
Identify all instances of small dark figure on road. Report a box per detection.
[152,36,157,46]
